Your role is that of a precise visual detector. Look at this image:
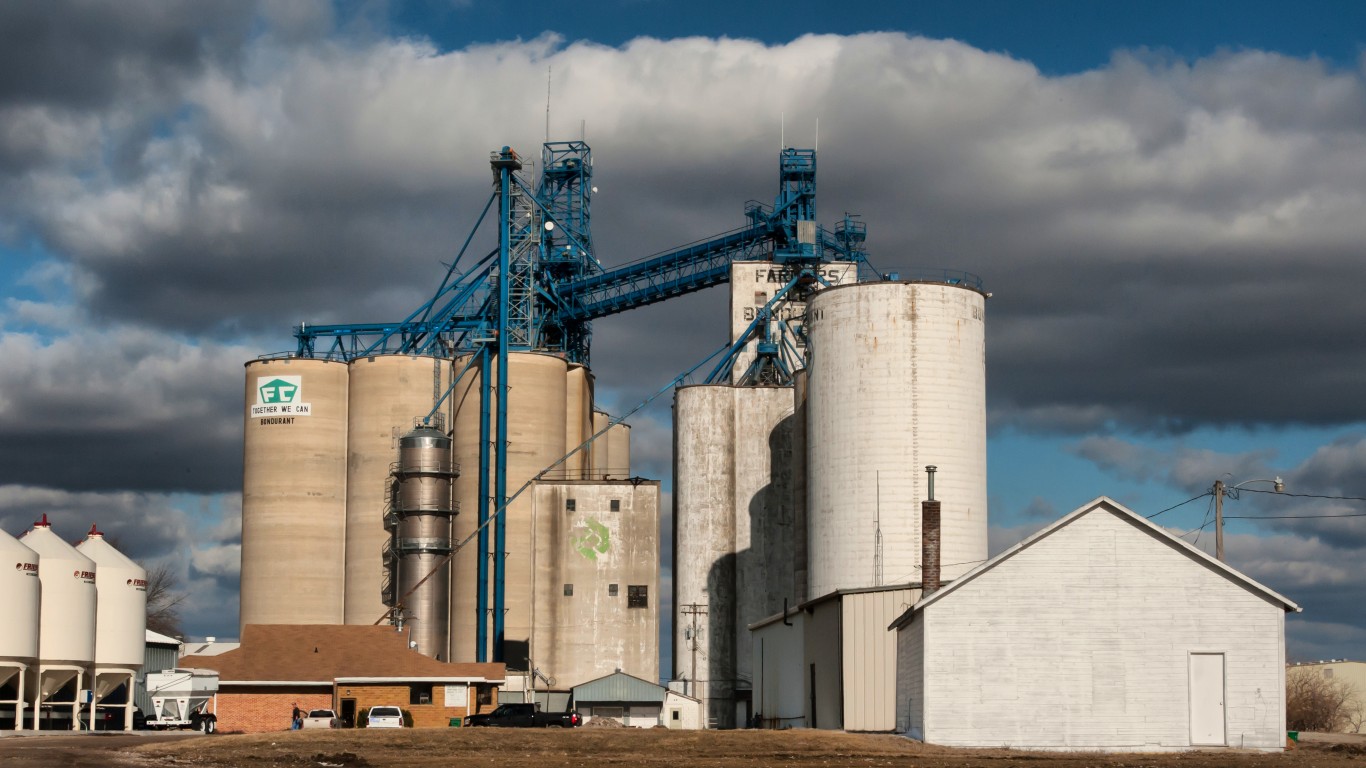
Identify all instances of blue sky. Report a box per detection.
[0,1,1364,668]
[384,1,1366,75]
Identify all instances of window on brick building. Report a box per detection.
[410,683,433,705]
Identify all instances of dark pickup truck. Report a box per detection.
[464,703,582,728]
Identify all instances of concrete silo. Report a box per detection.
[564,364,594,479]
[590,411,610,477]
[345,354,452,627]
[20,516,97,730]
[0,527,39,728]
[76,527,146,731]
[450,352,567,666]
[240,357,348,629]
[804,281,988,598]
[390,425,456,658]
[673,384,803,729]
[605,423,631,480]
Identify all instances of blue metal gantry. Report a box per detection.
[292,141,871,663]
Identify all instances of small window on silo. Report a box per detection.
[566,498,576,512]
[564,583,574,597]
[628,585,648,608]
[610,499,620,511]
[609,583,618,596]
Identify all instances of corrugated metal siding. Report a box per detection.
[573,672,665,703]
[752,612,807,728]
[135,644,182,714]
[841,588,914,731]
[805,599,842,729]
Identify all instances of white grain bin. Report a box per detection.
[450,352,567,665]
[77,525,146,729]
[345,354,452,626]
[0,526,40,723]
[805,281,988,598]
[20,515,97,729]
[240,357,349,629]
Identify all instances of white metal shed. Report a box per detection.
[890,496,1300,752]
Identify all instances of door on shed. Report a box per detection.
[1189,653,1226,745]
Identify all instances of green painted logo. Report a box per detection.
[258,378,299,404]
[572,518,611,561]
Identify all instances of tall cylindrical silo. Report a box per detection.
[590,410,610,478]
[392,425,456,659]
[0,528,40,702]
[450,352,567,667]
[345,354,452,627]
[673,385,737,729]
[77,527,146,730]
[240,357,348,629]
[21,515,96,729]
[449,353,484,663]
[791,369,810,604]
[731,384,801,716]
[805,281,987,599]
[564,364,594,479]
[605,422,631,480]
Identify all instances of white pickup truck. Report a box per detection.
[301,709,339,729]
[365,705,404,728]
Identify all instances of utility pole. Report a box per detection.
[1213,476,1282,563]
[1213,480,1226,562]
[680,602,707,698]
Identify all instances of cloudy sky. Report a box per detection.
[1,1,1364,666]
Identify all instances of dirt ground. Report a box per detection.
[1,728,1364,768]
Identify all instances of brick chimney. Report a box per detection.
[921,465,941,597]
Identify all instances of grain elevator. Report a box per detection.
[237,140,949,706]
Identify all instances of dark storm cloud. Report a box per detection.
[5,30,1366,436]
[0,328,249,493]
[0,0,254,109]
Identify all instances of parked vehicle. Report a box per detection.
[365,705,405,728]
[465,703,581,728]
[301,709,340,729]
[144,669,219,733]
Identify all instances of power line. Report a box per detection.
[1241,488,1366,502]
[1146,492,1210,519]
[1225,513,1366,520]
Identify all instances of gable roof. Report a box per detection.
[571,670,666,703]
[890,496,1300,630]
[178,624,505,685]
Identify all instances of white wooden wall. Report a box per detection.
[914,507,1287,751]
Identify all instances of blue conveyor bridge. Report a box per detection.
[291,141,872,664]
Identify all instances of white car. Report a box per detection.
[365,706,404,728]
[301,709,339,729]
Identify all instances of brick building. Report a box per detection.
[180,625,503,733]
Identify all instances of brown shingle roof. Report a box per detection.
[179,625,505,684]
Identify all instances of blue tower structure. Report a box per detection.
[294,141,871,663]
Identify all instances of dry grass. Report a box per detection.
[3,728,1363,768]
